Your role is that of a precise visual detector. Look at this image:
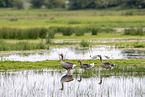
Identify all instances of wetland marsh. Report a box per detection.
[0,8,145,97]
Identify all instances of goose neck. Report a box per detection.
[99,57,102,64]
[79,61,82,66]
[61,55,63,61]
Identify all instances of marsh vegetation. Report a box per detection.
[0,0,145,96]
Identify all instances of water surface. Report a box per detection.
[0,68,144,97]
[1,45,145,62]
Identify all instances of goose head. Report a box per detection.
[97,55,102,58]
[78,60,81,62]
[59,53,63,57]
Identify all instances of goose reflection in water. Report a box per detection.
[60,74,74,91]
[77,74,92,82]
[98,75,111,85]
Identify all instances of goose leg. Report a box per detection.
[66,69,71,75]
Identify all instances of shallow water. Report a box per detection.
[0,68,145,97]
[0,45,145,62]
[54,38,145,43]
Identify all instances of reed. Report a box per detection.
[124,28,144,35]
[90,27,99,35]
[58,26,73,36]
[74,27,85,36]
[99,28,115,33]
[0,40,49,51]
[0,27,49,39]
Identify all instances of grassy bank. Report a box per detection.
[0,59,145,70]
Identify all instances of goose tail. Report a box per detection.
[90,63,94,68]
[72,64,77,68]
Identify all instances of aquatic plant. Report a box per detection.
[80,40,89,47]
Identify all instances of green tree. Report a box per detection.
[139,0,145,8]
[45,0,65,8]
[0,0,6,7]
[95,0,119,8]
[68,0,96,9]
[30,0,45,8]
[0,0,14,7]
[14,0,24,9]
[5,0,14,7]
[120,0,145,8]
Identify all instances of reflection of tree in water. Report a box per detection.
[60,74,74,91]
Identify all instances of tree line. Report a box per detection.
[0,0,145,9]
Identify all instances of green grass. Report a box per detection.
[0,59,145,71]
[0,8,145,28]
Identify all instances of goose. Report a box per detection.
[78,60,94,69]
[60,74,74,90]
[97,55,115,69]
[59,54,76,73]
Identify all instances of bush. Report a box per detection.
[80,39,89,47]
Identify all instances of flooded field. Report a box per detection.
[0,45,145,62]
[0,68,145,97]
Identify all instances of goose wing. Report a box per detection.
[103,62,115,66]
[65,62,74,65]
[61,61,74,70]
[103,62,112,65]
[82,64,90,67]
